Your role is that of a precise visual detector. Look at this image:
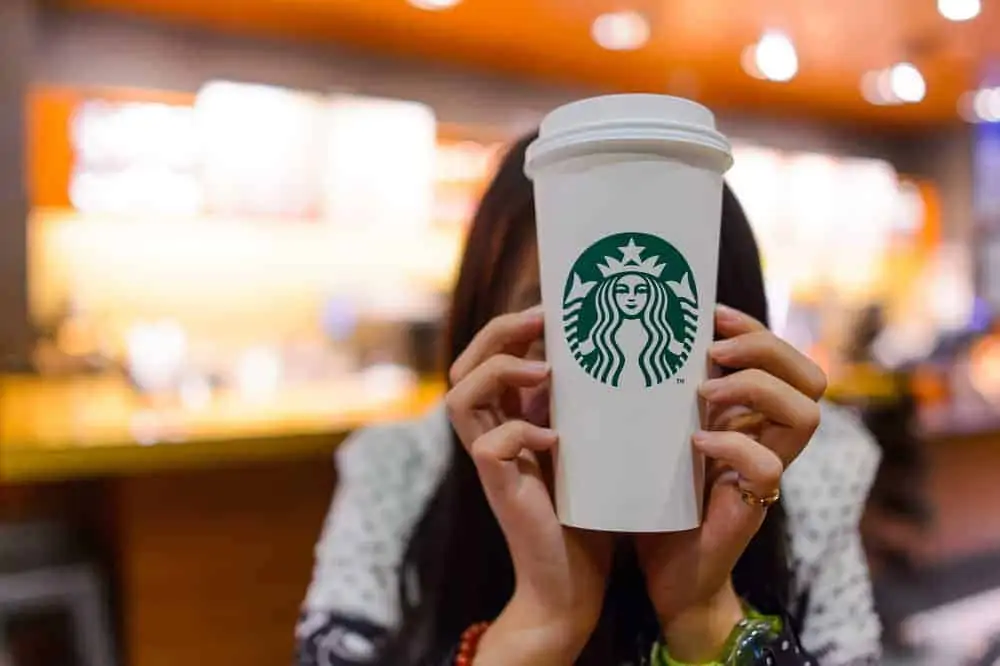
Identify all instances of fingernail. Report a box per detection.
[536,428,559,446]
[525,304,545,316]
[692,430,710,445]
[526,360,550,374]
[716,304,739,320]
[710,339,736,358]
[699,378,723,397]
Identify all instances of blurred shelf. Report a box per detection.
[826,363,902,402]
[0,374,444,483]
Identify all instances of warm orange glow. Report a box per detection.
[29,208,464,356]
[28,86,197,208]
[27,89,75,209]
[57,0,994,125]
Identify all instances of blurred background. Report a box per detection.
[0,0,998,664]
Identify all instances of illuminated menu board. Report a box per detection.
[70,100,201,215]
[196,82,327,219]
[727,144,914,303]
[323,95,437,230]
[67,83,440,227]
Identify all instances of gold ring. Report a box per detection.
[740,487,781,508]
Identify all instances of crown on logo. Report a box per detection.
[596,238,666,278]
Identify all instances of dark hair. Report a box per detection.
[380,134,792,665]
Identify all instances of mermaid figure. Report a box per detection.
[563,235,699,388]
[573,271,691,388]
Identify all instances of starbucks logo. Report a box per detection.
[562,232,699,388]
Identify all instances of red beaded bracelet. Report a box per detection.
[454,621,491,666]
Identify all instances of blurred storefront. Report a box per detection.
[1,1,999,665]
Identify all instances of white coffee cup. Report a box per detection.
[524,94,733,532]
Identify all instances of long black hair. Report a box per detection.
[380,134,792,665]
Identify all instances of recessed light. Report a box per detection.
[861,65,927,106]
[937,0,981,21]
[973,89,992,120]
[889,62,926,103]
[591,11,650,51]
[407,0,460,11]
[749,30,798,83]
[957,91,978,122]
[861,71,896,105]
[876,69,899,103]
[741,45,764,80]
[971,87,1000,122]
[990,89,1000,120]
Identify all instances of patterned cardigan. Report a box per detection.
[296,402,882,666]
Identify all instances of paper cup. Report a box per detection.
[524,94,733,532]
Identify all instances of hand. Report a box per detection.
[445,305,614,665]
[636,305,827,662]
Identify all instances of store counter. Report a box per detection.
[0,373,445,666]
[0,374,445,482]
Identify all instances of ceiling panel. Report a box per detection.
[52,0,1000,126]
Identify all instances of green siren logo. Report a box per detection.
[562,232,698,388]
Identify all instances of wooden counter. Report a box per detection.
[0,374,444,482]
[0,373,445,666]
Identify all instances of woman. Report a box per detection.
[296,134,882,665]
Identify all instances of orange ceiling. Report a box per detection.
[56,0,1000,127]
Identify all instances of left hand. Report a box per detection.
[635,305,827,661]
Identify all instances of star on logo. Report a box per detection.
[619,238,645,264]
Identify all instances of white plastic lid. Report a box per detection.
[525,94,733,177]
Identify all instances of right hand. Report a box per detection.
[445,305,613,665]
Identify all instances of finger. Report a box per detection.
[710,330,828,400]
[711,406,767,437]
[446,355,550,446]
[691,431,779,565]
[471,420,557,493]
[699,368,821,434]
[693,430,783,500]
[708,405,802,469]
[714,304,767,338]
[450,306,545,384]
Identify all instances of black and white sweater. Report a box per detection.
[296,402,882,665]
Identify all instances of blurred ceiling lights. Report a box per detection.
[937,0,981,21]
[960,86,1000,122]
[889,63,927,103]
[407,0,460,10]
[861,63,926,105]
[741,30,798,83]
[591,10,650,51]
